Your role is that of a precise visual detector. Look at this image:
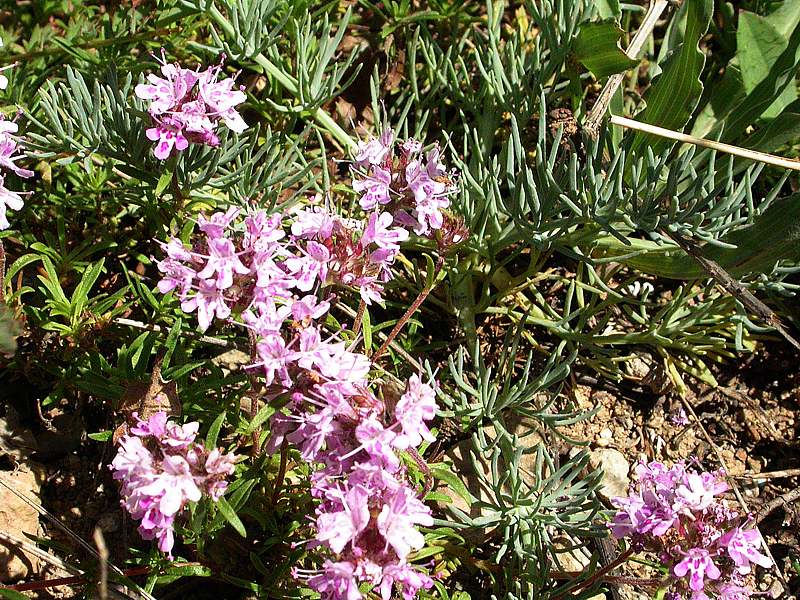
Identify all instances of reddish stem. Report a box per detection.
[370,256,444,364]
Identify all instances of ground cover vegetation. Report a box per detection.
[0,0,799,599]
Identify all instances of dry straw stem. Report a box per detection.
[584,0,671,134]
[610,115,800,171]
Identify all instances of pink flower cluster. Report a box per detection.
[0,47,33,230]
[135,52,247,160]
[155,205,437,597]
[156,204,409,332]
[352,130,456,236]
[110,412,237,556]
[611,461,771,599]
[289,374,438,600]
[151,130,463,597]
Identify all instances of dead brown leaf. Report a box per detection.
[113,356,180,444]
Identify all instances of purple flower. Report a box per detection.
[110,413,238,557]
[0,121,34,179]
[315,486,370,553]
[376,486,433,559]
[135,60,199,115]
[392,375,437,449]
[353,167,392,210]
[307,560,361,600]
[0,177,26,230]
[718,527,771,573]
[676,472,728,513]
[354,129,394,167]
[196,237,251,289]
[284,241,330,291]
[355,417,399,470]
[146,119,189,160]
[136,56,247,159]
[673,548,721,592]
[379,563,434,600]
[362,211,408,250]
[197,70,248,133]
[180,279,232,331]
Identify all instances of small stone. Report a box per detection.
[69,506,82,519]
[590,448,631,501]
[0,467,43,581]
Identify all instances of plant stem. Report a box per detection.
[370,256,444,364]
[611,115,800,171]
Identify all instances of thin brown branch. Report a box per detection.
[584,0,670,135]
[756,487,800,525]
[663,230,800,352]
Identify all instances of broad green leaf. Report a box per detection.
[764,0,800,39]
[721,23,800,142]
[155,168,173,197]
[628,0,713,157]
[594,193,800,278]
[88,431,113,442]
[0,590,30,600]
[738,11,798,118]
[592,0,619,19]
[573,21,637,79]
[691,64,745,138]
[430,464,473,505]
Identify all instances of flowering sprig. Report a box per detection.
[351,130,457,237]
[110,412,238,557]
[0,39,33,231]
[135,52,247,160]
[147,129,464,597]
[610,460,771,599]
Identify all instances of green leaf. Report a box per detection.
[738,11,798,118]
[361,307,373,352]
[573,21,637,79]
[88,431,113,442]
[593,0,619,19]
[0,589,30,600]
[216,495,247,538]
[594,193,800,278]
[721,23,800,142]
[245,402,276,435]
[155,168,173,197]
[71,259,105,318]
[206,410,226,449]
[430,464,473,505]
[628,0,713,157]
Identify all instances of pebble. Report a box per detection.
[596,427,613,447]
[0,468,43,581]
[589,448,631,500]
